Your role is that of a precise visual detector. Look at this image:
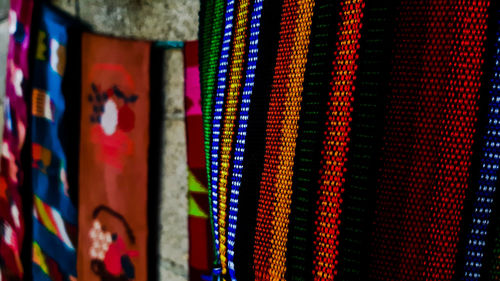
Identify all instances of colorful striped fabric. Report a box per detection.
[31,6,78,281]
[209,1,236,270]
[226,0,263,279]
[199,0,500,280]
[285,1,337,279]
[231,1,282,278]
[252,0,314,279]
[217,0,251,274]
[0,0,33,279]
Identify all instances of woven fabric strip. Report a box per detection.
[253,0,315,278]
[370,1,488,280]
[31,5,78,280]
[184,41,214,281]
[78,33,151,281]
[226,0,264,279]
[210,0,236,264]
[335,2,394,280]
[285,0,337,279]
[198,0,211,104]
[200,0,225,201]
[0,0,33,279]
[217,0,251,275]
[198,0,226,268]
[311,1,364,280]
[231,0,282,278]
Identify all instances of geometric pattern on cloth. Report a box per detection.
[31,6,77,281]
[185,40,214,281]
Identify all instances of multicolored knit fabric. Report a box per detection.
[370,1,488,280]
[216,0,251,274]
[199,1,500,280]
[231,1,282,279]
[225,0,264,279]
[199,0,225,202]
[0,0,33,279]
[31,5,78,281]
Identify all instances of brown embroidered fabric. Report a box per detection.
[77,33,151,281]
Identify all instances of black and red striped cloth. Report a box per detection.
[199,0,500,280]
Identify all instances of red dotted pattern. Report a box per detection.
[312,1,364,280]
[370,1,489,280]
[252,1,298,279]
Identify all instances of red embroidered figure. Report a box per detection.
[89,205,138,281]
[88,84,137,170]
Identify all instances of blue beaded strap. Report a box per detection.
[226,0,264,279]
[210,0,236,262]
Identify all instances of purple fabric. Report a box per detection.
[0,0,33,279]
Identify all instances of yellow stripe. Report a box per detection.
[217,0,251,274]
[34,196,58,236]
[33,242,50,275]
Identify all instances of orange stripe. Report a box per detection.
[269,0,315,277]
[253,0,315,278]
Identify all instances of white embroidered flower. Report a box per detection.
[101,100,118,135]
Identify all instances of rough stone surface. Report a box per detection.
[0,0,8,20]
[51,0,199,41]
[159,49,189,281]
[160,118,188,281]
[0,19,8,140]
[164,50,186,120]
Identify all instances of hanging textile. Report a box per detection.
[311,1,364,279]
[198,0,225,190]
[209,0,236,274]
[369,1,488,280]
[252,0,314,279]
[230,0,282,279]
[334,2,394,280]
[30,5,78,281]
[200,0,496,280]
[0,0,33,279]
[198,0,226,274]
[77,33,151,281]
[184,40,213,281]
